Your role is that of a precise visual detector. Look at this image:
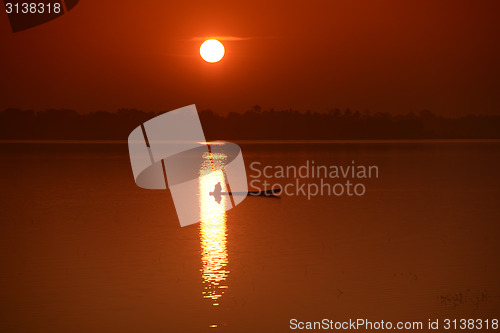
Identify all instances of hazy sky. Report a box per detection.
[1,0,499,115]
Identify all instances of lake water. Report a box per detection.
[0,141,499,332]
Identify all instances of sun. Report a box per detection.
[200,39,225,63]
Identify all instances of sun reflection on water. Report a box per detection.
[199,150,229,306]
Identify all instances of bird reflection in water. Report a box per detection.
[199,149,229,306]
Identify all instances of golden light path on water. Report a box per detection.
[199,150,229,306]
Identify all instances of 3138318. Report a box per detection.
[5,2,62,14]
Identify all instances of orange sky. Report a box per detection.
[1,0,499,115]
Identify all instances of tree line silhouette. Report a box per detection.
[0,106,499,140]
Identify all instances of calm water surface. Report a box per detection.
[0,141,499,332]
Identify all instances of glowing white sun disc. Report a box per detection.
[200,39,225,63]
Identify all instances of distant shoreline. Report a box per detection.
[1,139,500,144]
[2,108,500,141]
